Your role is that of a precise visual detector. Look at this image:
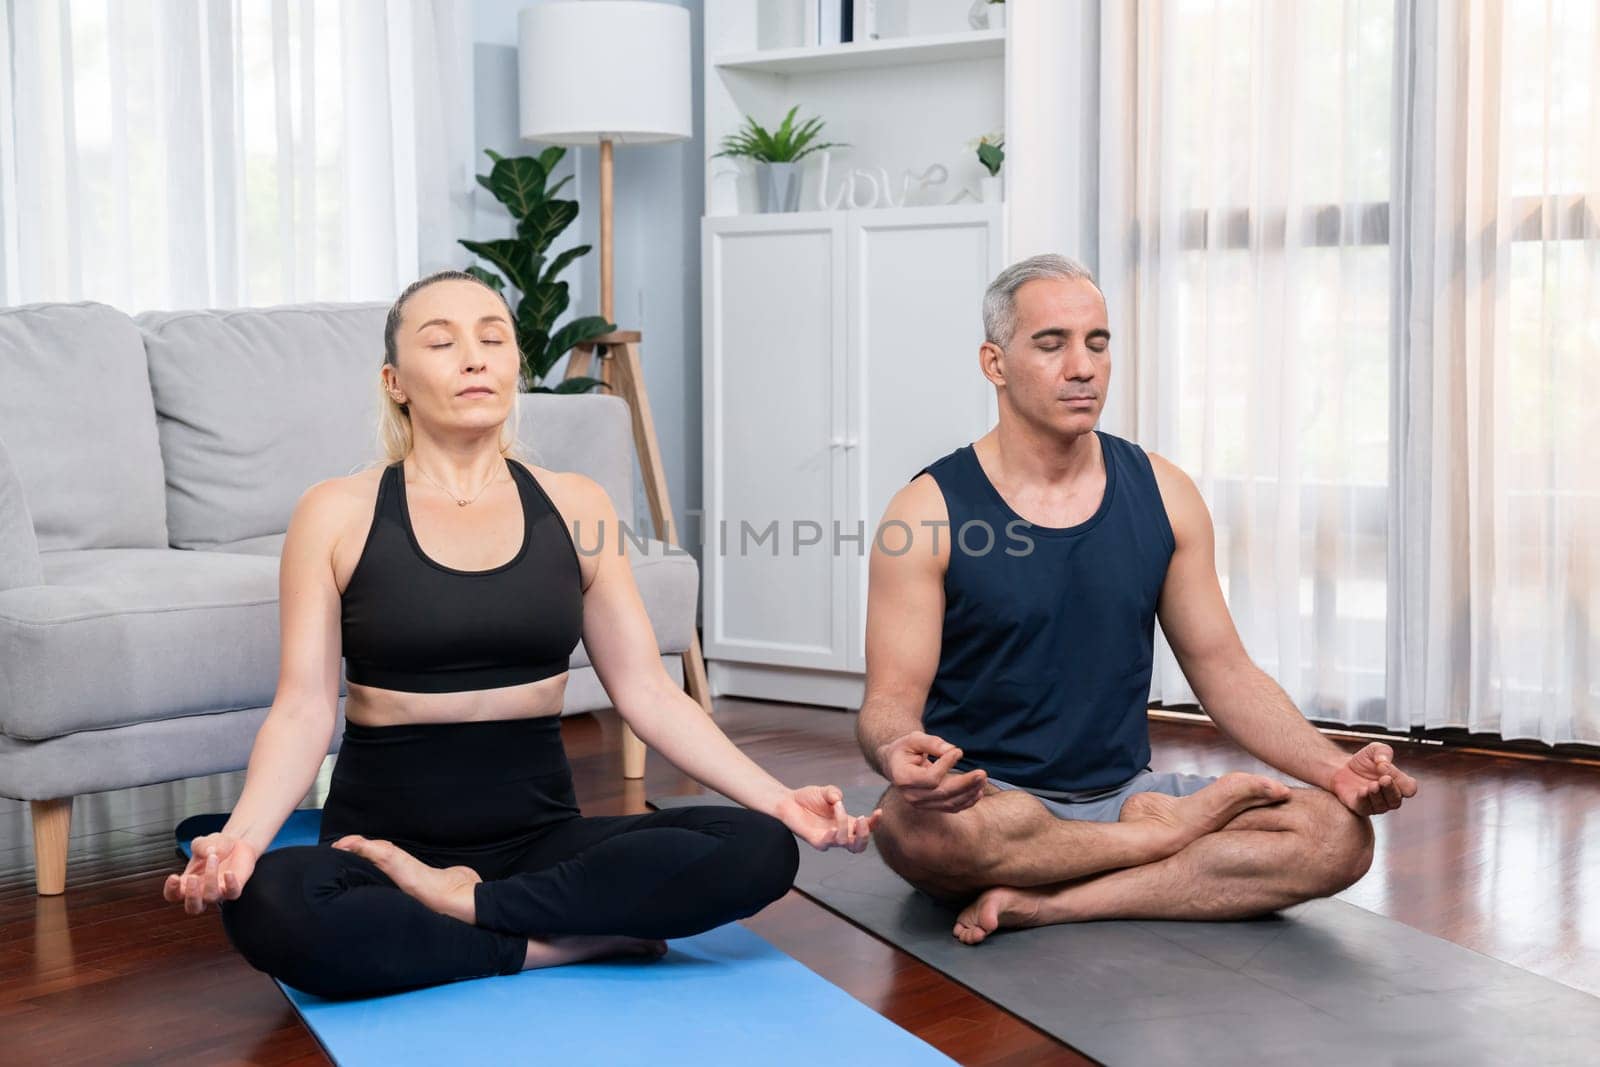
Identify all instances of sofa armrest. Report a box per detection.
[0,432,43,592]
[623,537,700,656]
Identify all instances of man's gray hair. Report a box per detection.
[982,254,1099,348]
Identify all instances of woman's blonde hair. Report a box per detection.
[374,269,533,466]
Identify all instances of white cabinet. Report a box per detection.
[845,206,1004,668]
[699,2,1011,705]
[702,212,850,671]
[702,204,1003,702]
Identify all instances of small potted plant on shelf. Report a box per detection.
[968,130,1004,203]
[713,105,848,214]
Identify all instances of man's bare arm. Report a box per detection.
[857,475,946,774]
[856,476,989,811]
[1149,453,1359,792]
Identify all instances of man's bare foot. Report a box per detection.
[953,885,1047,945]
[1123,773,1290,850]
[331,835,480,925]
[523,935,670,970]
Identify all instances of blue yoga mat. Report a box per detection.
[175,808,322,858]
[281,923,955,1067]
[176,810,956,1067]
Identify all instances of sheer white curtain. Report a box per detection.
[0,0,474,312]
[1096,0,1598,744]
[1389,0,1599,744]
[1099,0,1395,727]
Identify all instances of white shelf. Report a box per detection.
[705,202,1003,224]
[715,28,1004,76]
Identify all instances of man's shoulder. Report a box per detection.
[1096,428,1159,468]
[1092,430,1184,490]
[889,466,952,530]
[896,443,971,518]
[1135,447,1195,499]
[1131,448,1208,551]
[910,442,971,482]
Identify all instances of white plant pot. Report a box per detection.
[757,161,803,213]
[987,4,1006,31]
[980,174,1003,203]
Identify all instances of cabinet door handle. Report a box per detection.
[830,435,845,448]
[844,437,859,450]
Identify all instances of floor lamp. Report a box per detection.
[519,1,712,779]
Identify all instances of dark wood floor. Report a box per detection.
[2,698,1597,1065]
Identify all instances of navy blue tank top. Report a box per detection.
[915,431,1176,793]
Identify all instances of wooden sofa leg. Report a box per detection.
[622,638,711,780]
[622,724,647,780]
[683,633,712,715]
[31,797,71,896]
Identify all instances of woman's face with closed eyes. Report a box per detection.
[384,279,522,431]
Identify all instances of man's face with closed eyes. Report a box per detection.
[981,276,1111,438]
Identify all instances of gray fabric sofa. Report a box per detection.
[0,300,700,895]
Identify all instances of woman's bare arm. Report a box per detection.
[509,469,875,852]
[220,481,346,854]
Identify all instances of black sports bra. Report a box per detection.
[339,457,584,693]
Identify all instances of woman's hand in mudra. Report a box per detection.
[774,786,882,853]
[164,832,258,915]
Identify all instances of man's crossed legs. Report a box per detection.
[873,768,1375,944]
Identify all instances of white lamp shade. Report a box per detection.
[518,1,692,146]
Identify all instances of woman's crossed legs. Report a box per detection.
[220,804,799,1000]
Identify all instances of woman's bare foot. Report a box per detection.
[330,836,671,968]
[1122,773,1289,851]
[523,935,670,970]
[953,886,1046,945]
[331,835,481,925]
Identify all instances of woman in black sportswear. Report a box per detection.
[162,271,881,1000]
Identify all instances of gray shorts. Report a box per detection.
[987,767,1220,823]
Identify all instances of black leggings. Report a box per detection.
[219,716,799,1000]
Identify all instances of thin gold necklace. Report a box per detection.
[410,460,502,507]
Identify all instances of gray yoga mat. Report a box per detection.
[652,787,1600,1066]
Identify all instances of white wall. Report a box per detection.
[472,0,706,577]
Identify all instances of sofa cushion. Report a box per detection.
[0,535,697,742]
[199,533,286,558]
[0,549,282,739]
[516,393,636,530]
[609,537,699,659]
[136,302,390,550]
[0,432,44,591]
[0,704,326,802]
[0,302,169,550]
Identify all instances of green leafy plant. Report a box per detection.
[976,135,1005,177]
[712,105,848,164]
[458,146,613,394]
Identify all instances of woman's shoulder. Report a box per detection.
[512,459,613,518]
[290,465,388,554]
[314,463,388,512]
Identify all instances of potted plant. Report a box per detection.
[712,105,848,213]
[969,130,1005,203]
[459,146,614,395]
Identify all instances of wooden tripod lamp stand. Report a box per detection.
[519,2,710,779]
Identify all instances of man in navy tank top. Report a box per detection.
[857,254,1419,944]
